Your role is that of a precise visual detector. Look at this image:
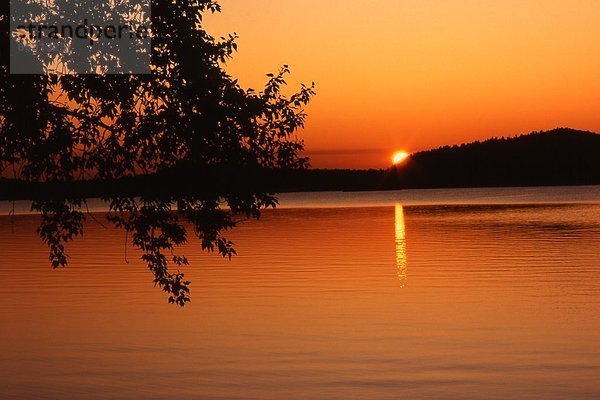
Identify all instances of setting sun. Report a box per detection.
[392,151,410,165]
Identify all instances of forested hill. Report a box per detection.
[3,128,600,200]
[392,128,600,188]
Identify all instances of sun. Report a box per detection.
[392,151,410,165]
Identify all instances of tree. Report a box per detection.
[0,0,315,305]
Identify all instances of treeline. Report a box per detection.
[3,128,600,200]
[392,128,600,188]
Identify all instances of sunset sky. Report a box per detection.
[205,0,600,168]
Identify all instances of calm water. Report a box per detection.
[2,187,600,399]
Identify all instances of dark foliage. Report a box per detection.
[4,128,600,199]
[392,128,600,188]
[0,1,314,305]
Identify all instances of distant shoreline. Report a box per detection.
[3,168,600,202]
[4,128,600,201]
[3,184,600,217]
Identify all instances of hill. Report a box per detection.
[392,128,600,188]
[3,128,600,200]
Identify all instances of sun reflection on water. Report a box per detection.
[395,204,407,286]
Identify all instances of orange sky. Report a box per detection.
[205,0,600,169]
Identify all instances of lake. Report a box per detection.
[2,186,600,399]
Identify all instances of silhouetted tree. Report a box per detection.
[0,1,314,305]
